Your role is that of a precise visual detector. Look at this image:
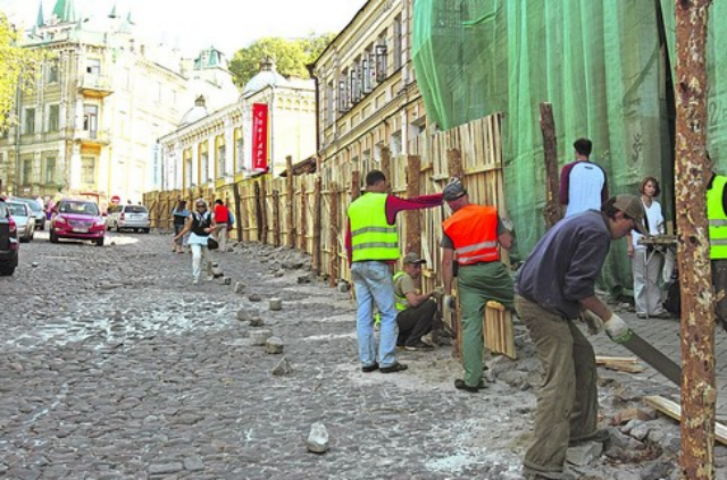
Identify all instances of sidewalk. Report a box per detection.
[587,311,727,420]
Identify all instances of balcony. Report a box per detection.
[74,129,111,146]
[78,75,113,98]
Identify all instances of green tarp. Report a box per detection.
[412,0,725,292]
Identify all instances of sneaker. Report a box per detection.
[404,342,434,352]
[379,362,408,373]
[206,275,214,281]
[420,332,434,346]
[192,279,199,285]
[361,362,379,373]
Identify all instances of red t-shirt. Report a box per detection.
[214,204,229,224]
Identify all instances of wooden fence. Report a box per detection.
[143,114,506,290]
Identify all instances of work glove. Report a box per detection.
[604,313,632,344]
[443,295,456,310]
[580,310,604,335]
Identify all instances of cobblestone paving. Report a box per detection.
[1,233,726,479]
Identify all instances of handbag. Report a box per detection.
[208,236,219,250]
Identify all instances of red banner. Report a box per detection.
[251,103,269,172]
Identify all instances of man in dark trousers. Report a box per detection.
[515,195,645,480]
[393,252,437,352]
[346,170,443,374]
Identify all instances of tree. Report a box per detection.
[0,14,44,131]
[229,33,335,88]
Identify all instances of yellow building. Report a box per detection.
[0,0,237,206]
[310,0,426,170]
[157,57,316,195]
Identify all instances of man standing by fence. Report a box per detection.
[346,170,442,374]
[213,199,230,252]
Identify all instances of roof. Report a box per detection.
[242,57,289,96]
[52,0,77,24]
[194,46,225,70]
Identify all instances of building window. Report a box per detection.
[48,105,60,132]
[45,157,56,184]
[390,130,402,156]
[326,81,334,126]
[184,148,193,187]
[363,48,375,94]
[22,159,32,185]
[338,71,349,113]
[216,135,226,177]
[47,60,59,83]
[24,108,36,134]
[199,141,209,183]
[86,59,101,75]
[83,104,98,133]
[393,15,403,71]
[375,44,388,83]
[234,128,243,172]
[81,156,96,184]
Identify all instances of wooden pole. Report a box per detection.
[233,182,243,242]
[254,181,262,242]
[300,181,308,252]
[675,1,715,479]
[380,145,392,194]
[286,156,295,248]
[406,155,422,255]
[540,102,561,229]
[272,189,281,247]
[351,170,361,202]
[330,182,339,287]
[446,147,464,360]
[312,176,322,275]
[260,177,268,245]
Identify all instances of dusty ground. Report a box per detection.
[0,231,725,479]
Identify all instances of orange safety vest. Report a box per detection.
[442,205,500,265]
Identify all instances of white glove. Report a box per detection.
[580,310,604,335]
[443,295,456,310]
[604,313,631,344]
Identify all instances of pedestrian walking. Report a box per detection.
[559,138,609,218]
[346,169,443,374]
[626,177,668,318]
[171,200,190,254]
[440,178,514,393]
[213,199,230,252]
[514,195,644,480]
[173,198,216,284]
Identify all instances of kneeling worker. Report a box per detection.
[394,252,438,351]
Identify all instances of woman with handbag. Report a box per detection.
[173,198,217,284]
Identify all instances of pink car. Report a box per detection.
[50,199,107,246]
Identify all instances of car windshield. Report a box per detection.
[16,198,41,212]
[125,206,147,214]
[0,202,8,218]
[7,203,28,216]
[59,201,99,216]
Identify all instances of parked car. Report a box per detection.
[107,204,151,233]
[6,201,34,242]
[11,197,45,230]
[50,199,106,246]
[0,198,19,276]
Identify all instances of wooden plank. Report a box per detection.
[286,156,295,248]
[272,189,280,246]
[595,356,640,365]
[484,301,516,359]
[405,155,422,257]
[300,181,307,251]
[329,182,339,287]
[260,178,268,244]
[603,363,646,374]
[643,395,727,446]
[313,176,322,274]
[380,145,392,194]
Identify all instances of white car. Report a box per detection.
[6,201,35,242]
[107,204,151,233]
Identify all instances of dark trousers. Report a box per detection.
[397,299,437,346]
[713,260,727,330]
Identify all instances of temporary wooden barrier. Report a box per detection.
[143,114,507,296]
[484,301,517,360]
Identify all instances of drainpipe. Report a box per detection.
[14,72,22,196]
[306,63,320,157]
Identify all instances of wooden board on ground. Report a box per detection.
[643,395,727,445]
[596,356,639,365]
[484,301,516,360]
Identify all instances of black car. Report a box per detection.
[0,197,19,276]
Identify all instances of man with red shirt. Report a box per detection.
[213,199,230,252]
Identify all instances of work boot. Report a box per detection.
[523,466,577,480]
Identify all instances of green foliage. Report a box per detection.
[229,33,335,88]
[0,14,45,131]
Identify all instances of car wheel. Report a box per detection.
[116,225,121,232]
[143,228,150,234]
[50,231,58,243]
[95,237,105,247]
[0,266,15,276]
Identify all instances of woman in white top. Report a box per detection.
[626,177,667,318]
[173,198,216,284]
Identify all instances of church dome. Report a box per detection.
[242,56,289,96]
[180,96,208,126]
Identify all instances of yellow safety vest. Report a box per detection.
[708,175,727,259]
[348,192,399,262]
[393,271,408,311]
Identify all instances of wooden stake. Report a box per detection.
[330,182,339,287]
[272,189,280,247]
[286,156,295,248]
[351,170,361,202]
[254,181,262,242]
[406,155,422,256]
[675,1,715,478]
[300,181,307,252]
[260,178,268,245]
[312,176,322,274]
[380,145,392,194]
[446,148,464,360]
[540,102,561,228]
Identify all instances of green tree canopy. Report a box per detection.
[229,33,335,88]
[0,14,45,131]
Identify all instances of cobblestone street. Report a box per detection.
[1,233,726,480]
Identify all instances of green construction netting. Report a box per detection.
[412,0,727,294]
